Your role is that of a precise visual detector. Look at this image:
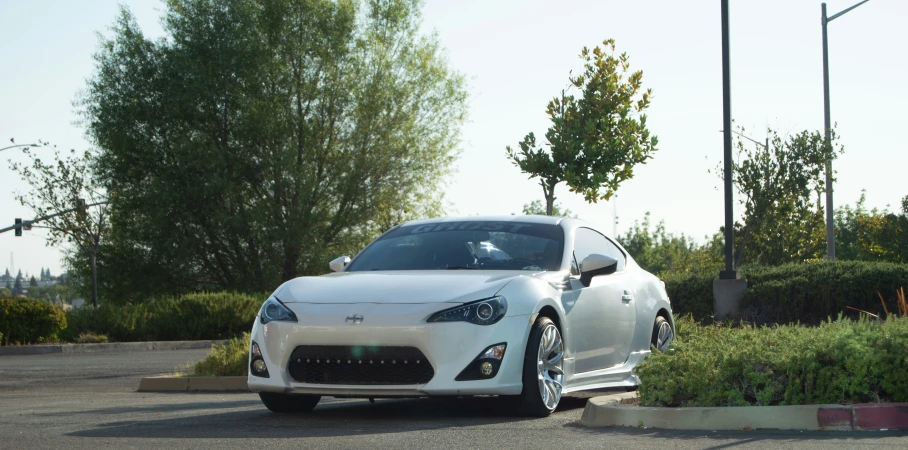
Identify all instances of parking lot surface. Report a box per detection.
[2,349,907,449]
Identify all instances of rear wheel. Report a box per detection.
[510,316,564,417]
[258,392,320,413]
[651,316,673,352]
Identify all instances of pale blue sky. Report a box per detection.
[2,0,906,277]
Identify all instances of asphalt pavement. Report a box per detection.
[1,349,907,449]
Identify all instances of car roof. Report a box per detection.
[401,215,606,235]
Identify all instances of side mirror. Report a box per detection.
[579,253,618,287]
[329,256,351,272]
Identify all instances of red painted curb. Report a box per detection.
[817,407,852,429]
[853,403,908,430]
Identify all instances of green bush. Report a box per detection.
[740,261,908,324]
[637,316,908,407]
[74,332,110,344]
[65,292,262,342]
[662,261,908,324]
[191,332,250,377]
[0,297,68,345]
[662,271,714,321]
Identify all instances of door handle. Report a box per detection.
[621,292,633,303]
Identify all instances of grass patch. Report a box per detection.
[636,315,908,407]
[190,332,250,377]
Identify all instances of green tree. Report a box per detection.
[620,212,723,275]
[520,200,575,218]
[29,276,38,288]
[10,146,110,307]
[724,128,840,266]
[836,192,908,263]
[507,39,657,215]
[12,271,23,296]
[80,0,467,300]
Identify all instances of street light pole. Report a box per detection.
[821,0,871,260]
[720,0,736,280]
[0,143,39,153]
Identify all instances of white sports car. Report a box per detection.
[247,216,674,416]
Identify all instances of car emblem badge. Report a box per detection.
[345,314,364,325]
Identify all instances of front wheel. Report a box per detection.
[258,392,320,413]
[509,316,564,417]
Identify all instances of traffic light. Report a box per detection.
[76,198,87,220]
[14,218,22,237]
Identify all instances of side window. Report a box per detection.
[573,228,626,273]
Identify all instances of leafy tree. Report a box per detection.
[10,146,109,307]
[619,212,723,275]
[2,268,9,282]
[836,192,908,263]
[29,276,38,287]
[0,288,10,297]
[80,0,467,300]
[13,271,23,296]
[520,200,575,218]
[507,39,657,215]
[722,128,840,266]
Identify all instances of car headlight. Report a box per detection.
[427,296,508,325]
[259,297,298,325]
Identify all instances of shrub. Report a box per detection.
[0,297,67,345]
[65,292,262,342]
[191,332,250,377]
[662,271,714,321]
[637,316,908,407]
[661,261,908,324]
[74,332,109,344]
[741,261,908,324]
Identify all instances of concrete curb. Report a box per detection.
[580,393,908,431]
[137,376,249,392]
[0,340,228,356]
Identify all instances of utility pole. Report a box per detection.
[821,0,872,260]
[720,0,736,280]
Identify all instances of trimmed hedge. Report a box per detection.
[64,292,262,342]
[0,297,68,345]
[741,261,908,324]
[662,261,908,324]
[637,316,908,407]
[662,271,713,320]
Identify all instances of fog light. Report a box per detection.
[253,359,267,373]
[480,361,494,376]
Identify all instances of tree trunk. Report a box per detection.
[542,181,556,216]
[90,251,98,308]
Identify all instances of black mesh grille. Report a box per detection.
[287,345,434,385]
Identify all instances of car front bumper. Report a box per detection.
[247,302,532,397]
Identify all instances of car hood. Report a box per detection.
[275,271,537,304]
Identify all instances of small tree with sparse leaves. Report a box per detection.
[507,39,658,215]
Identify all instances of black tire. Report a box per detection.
[508,316,563,417]
[650,316,672,352]
[258,392,321,413]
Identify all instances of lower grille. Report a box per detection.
[288,345,434,385]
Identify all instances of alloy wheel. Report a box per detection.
[536,323,564,411]
[655,319,673,351]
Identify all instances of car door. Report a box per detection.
[565,227,637,373]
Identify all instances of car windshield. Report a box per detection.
[345,221,564,272]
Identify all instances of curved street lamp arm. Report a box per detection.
[828,0,871,22]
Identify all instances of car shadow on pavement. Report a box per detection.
[67,395,588,439]
[565,422,908,447]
